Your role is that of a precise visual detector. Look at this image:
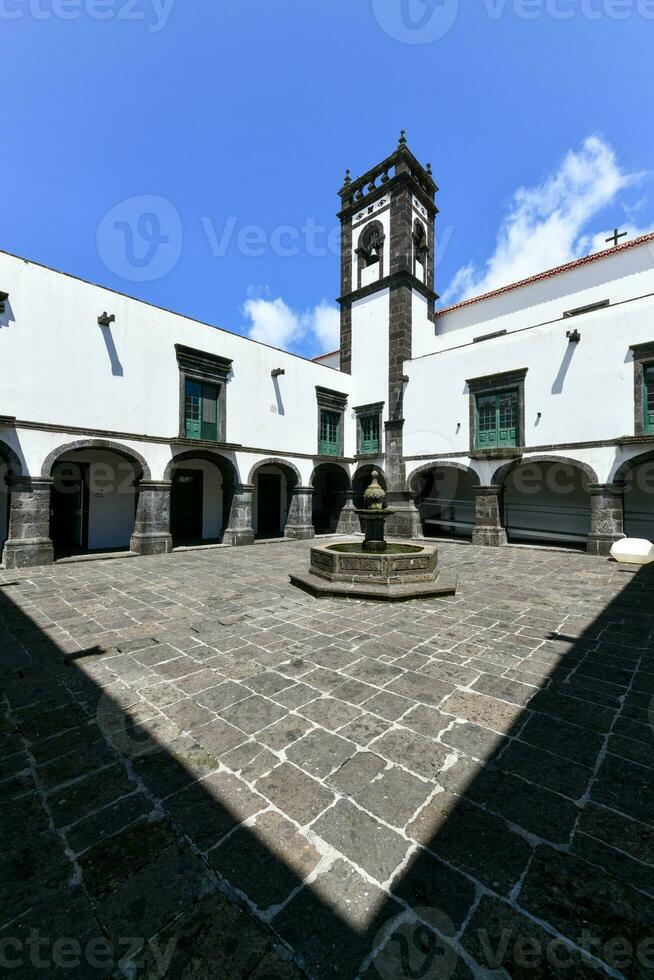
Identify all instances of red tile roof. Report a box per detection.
[436,231,654,317]
[312,349,340,362]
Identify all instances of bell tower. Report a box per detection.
[337,132,438,534]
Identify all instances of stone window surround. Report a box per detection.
[630,341,654,436]
[465,368,528,457]
[412,218,428,279]
[175,344,232,444]
[353,401,384,456]
[316,385,348,458]
[355,220,385,290]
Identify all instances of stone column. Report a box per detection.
[284,487,315,540]
[130,481,173,555]
[587,483,625,556]
[335,489,357,534]
[384,491,422,539]
[472,485,507,547]
[2,477,54,568]
[223,483,255,546]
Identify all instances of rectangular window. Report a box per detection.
[476,389,518,449]
[185,379,219,441]
[319,409,340,456]
[646,366,654,434]
[360,414,380,454]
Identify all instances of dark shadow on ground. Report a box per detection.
[1,554,653,979]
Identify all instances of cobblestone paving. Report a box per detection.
[1,540,653,979]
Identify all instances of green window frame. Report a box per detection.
[359,414,380,454]
[184,379,219,442]
[645,365,654,434]
[319,409,340,456]
[475,389,518,449]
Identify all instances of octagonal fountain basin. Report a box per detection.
[290,539,458,602]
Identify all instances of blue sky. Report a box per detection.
[2,1,652,357]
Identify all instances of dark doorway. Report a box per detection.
[50,462,89,554]
[312,464,349,534]
[257,473,282,539]
[171,468,203,544]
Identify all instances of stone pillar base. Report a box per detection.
[587,534,625,557]
[384,492,421,539]
[472,527,508,547]
[284,525,315,540]
[588,484,625,557]
[472,485,507,547]
[285,487,315,540]
[129,532,173,556]
[223,528,255,547]
[3,537,55,569]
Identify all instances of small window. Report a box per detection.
[360,414,380,454]
[185,379,219,441]
[476,390,518,449]
[645,366,654,433]
[319,409,340,456]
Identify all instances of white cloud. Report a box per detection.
[242,296,339,355]
[441,136,651,306]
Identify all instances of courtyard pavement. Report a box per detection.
[1,538,653,979]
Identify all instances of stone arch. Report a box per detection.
[41,439,151,481]
[613,449,654,486]
[494,455,598,548]
[492,454,599,488]
[248,458,301,539]
[165,450,240,546]
[247,458,301,487]
[357,220,385,269]
[407,462,480,540]
[406,461,481,492]
[43,439,150,556]
[613,449,654,540]
[310,462,351,534]
[309,462,350,488]
[163,449,238,485]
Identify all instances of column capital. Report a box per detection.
[587,483,624,496]
[473,484,503,495]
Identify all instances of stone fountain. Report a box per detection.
[290,472,457,601]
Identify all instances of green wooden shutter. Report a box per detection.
[200,384,219,441]
[184,380,202,440]
[476,390,518,449]
[645,367,654,433]
[476,394,498,449]
[320,410,340,456]
[360,414,380,454]
[497,390,518,448]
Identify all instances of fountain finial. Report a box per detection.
[364,471,386,512]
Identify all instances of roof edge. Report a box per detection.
[436,231,654,318]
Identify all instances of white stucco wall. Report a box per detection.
[350,290,390,434]
[404,241,654,487]
[0,251,351,461]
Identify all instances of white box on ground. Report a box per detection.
[610,539,654,565]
